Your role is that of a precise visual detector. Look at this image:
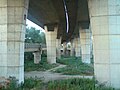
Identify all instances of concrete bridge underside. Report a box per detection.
[0,0,120,89]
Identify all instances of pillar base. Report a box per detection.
[47,57,56,64]
[0,66,24,83]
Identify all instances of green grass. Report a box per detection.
[47,78,115,90]
[24,57,58,72]
[54,56,94,75]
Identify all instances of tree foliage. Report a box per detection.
[24,27,46,61]
[25,27,46,44]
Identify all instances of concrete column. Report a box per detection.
[63,42,67,56]
[74,38,81,57]
[80,29,91,64]
[56,37,61,59]
[33,51,41,64]
[89,26,93,59]
[70,40,75,56]
[88,0,120,88]
[0,0,29,83]
[45,26,57,64]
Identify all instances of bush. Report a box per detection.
[41,51,47,57]
[24,52,34,61]
[23,77,43,89]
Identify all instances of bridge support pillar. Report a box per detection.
[75,38,81,58]
[88,0,120,88]
[80,29,91,64]
[33,51,41,64]
[0,0,29,83]
[45,25,57,64]
[70,40,75,56]
[63,42,67,56]
[56,37,61,59]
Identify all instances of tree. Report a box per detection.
[25,27,46,44]
[24,27,46,60]
[40,32,46,44]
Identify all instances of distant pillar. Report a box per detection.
[88,0,120,88]
[33,51,41,64]
[56,37,61,59]
[75,38,81,57]
[0,0,29,83]
[63,42,67,56]
[45,25,57,64]
[70,40,75,56]
[80,28,91,64]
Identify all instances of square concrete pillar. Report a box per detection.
[80,29,91,64]
[0,0,29,83]
[70,40,75,56]
[63,42,67,56]
[88,0,120,88]
[56,37,61,59]
[45,26,57,64]
[33,51,41,64]
[74,38,81,57]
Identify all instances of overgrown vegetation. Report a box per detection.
[47,78,115,90]
[25,27,46,44]
[1,78,115,90]
[54,56,94,75]
[1,77,43,90]
[25,56,58,72]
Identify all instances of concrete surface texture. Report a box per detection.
[45,26,57,64]
[88,0,120,88]
[80,28,91,64]
[0,0,29,83]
